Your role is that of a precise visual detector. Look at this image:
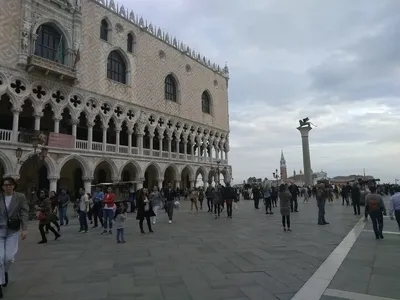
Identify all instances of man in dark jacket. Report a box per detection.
[222,183,236,218]
[288,183,299,212]
[252,185,261,209]
[163,183,176,224]
[351,183,361,215]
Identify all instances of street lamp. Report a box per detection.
[216,159,221,186]
[273,169,280,186]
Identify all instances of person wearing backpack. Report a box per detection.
[365,186,386,239]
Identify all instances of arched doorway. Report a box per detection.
[59,158,85,200]
[18,156,49,195]
[120,162,139,182]
[195,167,206,188]
[208,169,216,186]
[163,165,177,188]
[93,161,113,184]
[144,164,159,189]
[181,166,193,189]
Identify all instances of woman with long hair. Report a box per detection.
[37,189,61,244]
[0,177,29,298]
[136,188,155,234]
[278,184,292,232]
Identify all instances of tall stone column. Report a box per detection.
[297,125,313,185]
[83,177,93,193]
[48,176,59,193]
[12,108,21,142]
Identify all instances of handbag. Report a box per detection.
[2,193,21,231]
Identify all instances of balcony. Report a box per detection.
[0,129,228,166]
[27,53,77,81]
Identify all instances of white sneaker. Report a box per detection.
[152,221,156,225]
[168,220,172,224]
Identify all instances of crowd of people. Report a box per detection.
[0,175,399,298]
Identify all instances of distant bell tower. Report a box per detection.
[280,150,287,182]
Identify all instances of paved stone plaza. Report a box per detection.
[4,198,398,300]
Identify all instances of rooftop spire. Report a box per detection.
[280,150,285,161]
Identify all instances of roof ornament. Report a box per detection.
[109,0,116,11]
[119,5,126,17]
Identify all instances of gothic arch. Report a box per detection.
[92,157,118,180]
[119,159,143,179]
[1,92,18,109]
[15,151,57,177]
[163,163,179,181]
[0,150,13,175]
[143,161,162,179]
[57,154,90,178]
[106,47,132,85]
[195,166,208,179]
[180,165,195,181]
[31,19,72,51]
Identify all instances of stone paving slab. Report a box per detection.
[5,198,359,300]
[327,213,400,300]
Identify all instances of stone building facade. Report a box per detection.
[0,0,232,196]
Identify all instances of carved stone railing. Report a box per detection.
[27,54,77,80]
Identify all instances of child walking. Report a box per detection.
[114,206,127,243]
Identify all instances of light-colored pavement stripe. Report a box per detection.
[363,229,400,235]
[291,217,367,300]
[324,288,399,300]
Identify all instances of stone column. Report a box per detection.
[157,179,163,190]
[197,142,201,162]
[83,177,93,193]
[149,133,154,155]
[127,129,133,155]
[115,129,120,154]
[53,117,61,134]
[87,122,93,151]
[137,133,144,155]
[167,136,172,158]
[190,180,195,188]
[158,133,163,158]
[102,126,108,151]
[12,108,21,142]
[190,141,195,161]
[297,125,313,186]
[175,180,181,189]
[183,137,188,160]
[34,113,43,131]
[203,180,208,190]
[214,146,219,160]
[136,178,144,190]
[48,176,59,193]
[71,118,78,137]
[175,139,179,156]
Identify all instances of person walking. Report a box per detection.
[37,189,61,244]
[213,185,223,219]
[205,185,214,212]
[92,186,104,228]
[136,188,154,234]
[365,186,386,239]
[278,184,291,232]
[78,188,90,233]
[58,189,70,226]
[389,186,400,231]
[288,183,299,212]
[102,187,115,234]
[189,188,199,214]
[252,185,261,209]
[0,177,29,297]
[351,182,361,215]
[163,183,176,224]
[222,182,235,219]
[263,185,273,214]
[114,206,127,243]
[150,186,162,224]
[316,182,329,225]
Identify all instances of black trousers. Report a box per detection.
[39,223,58,242]
[214,204,221,216]
[271,197,277,207]
[282,215,290,228]
[139,216,152,233]
[92,204,104,227]
[290,197,298,212]
[207,198,213,211]
[264,197,272,212]
[226,200,232,217]
[394,210,400,229]
[46,220,60,232]
[352,200,360,215]
[254,198,260,209]
[369,211,383,238]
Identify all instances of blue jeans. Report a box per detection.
[79,211,88,231]
[116,228,125,242]
[59,207,69,225]
[103,209,114,230]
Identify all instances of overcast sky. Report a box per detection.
[118,0,400,183]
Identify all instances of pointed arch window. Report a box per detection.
[107,50,126,84]
[201,91,211,114]
[127,33,135,53]
[34,24,64,64]
[100,19,109,41]
[164,75,177,102]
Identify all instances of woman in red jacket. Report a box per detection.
[102,187,115,234]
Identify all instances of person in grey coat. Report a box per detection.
[278,184,292,232]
